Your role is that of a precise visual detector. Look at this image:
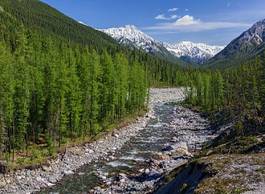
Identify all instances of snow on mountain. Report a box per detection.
[165,41,225,64]
[101,25,163,53]
[101,25,225,64]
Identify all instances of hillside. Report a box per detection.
[207,18,265,68]
[0,0,187,174]
[0,0,118,49]
[0,0,182,86]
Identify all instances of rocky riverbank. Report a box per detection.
[0,88,186,194]
[91,105,214,194]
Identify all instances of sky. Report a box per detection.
[41,0,265,45]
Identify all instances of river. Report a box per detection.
[41,88,214,194]
[0,88,215,194]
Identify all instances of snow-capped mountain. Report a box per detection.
[165,41,225,64]
[101,25,182,63]
[101,25,224,64]
[101,25,167,53]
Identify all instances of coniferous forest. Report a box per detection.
[183,56,265,132]
[0,0,183,166]
[0,3,264,192]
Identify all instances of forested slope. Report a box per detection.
[0,0,118,49]
[205,18,265,69]
[177,55,265,194]
[0,0,184,168]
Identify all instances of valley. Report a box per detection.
[0,88,214,193]
[0,0,264,194]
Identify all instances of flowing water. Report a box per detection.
[40,98,212,194]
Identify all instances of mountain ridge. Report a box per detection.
[207,18,265,68]
[101,25,184,64]
[101,25,224,64]
[165,41,224,64]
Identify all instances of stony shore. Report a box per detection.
[91,103,215,194]
[0,88,186,194]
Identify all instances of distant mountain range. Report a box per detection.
[101,25,182,64]
[207,18,265,68]
[165,41,224,64]
[101,25,224,64]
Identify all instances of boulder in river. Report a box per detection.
[162,145,174,152]
[174,142,192,156]
[170,136,178,143]
[64,170,74,176]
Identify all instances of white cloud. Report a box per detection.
[155,14,167,20]
[146,15,250,32]
[168,8,178,12]
[174,15,199,25]
[155,14,179,20]
[185,8,189,12]
[171,15,178,19]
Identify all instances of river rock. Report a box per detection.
[144,169,150,175]
[48,176,58,183]
[170,136,178,143]
[162,145,174,152]
[153,153,170,161]
[64,170,74,175]
[42,165,51,172]
[86,148,94,154]
[174,143,191,156]
[139,168,145,173]
[112,131,119,138]
[116,173,127,183]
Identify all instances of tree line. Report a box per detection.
[0,26,149,161]
[181,55,265,133]
[0,0,186,164]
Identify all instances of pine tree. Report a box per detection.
[80,49,101,135]
[251,75,260,111]
[114,53,129,119]
[65,48,81,138]
[0,44,14,156]
[100,51,115,127]
[215,71,224,109]
[259,53,265,113]
[195,73,203,105]
[202,74,210,110]
[13,27,31,149]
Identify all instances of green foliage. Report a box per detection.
[0,0,167,162]
[181,52,265,142]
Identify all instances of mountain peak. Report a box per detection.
[101,26,225,64]
[207,18,265,68]
[124,25,138,30]
[101,25,165,54]
[101,25,155,43]
[165,41,225,64]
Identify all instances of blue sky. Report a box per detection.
[41,0,265,45]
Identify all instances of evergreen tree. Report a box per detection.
[114,53,129,119]
[65,48,82,138]
[0,44,14,155]
[100,51,115,127]
[13,28,31,149]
